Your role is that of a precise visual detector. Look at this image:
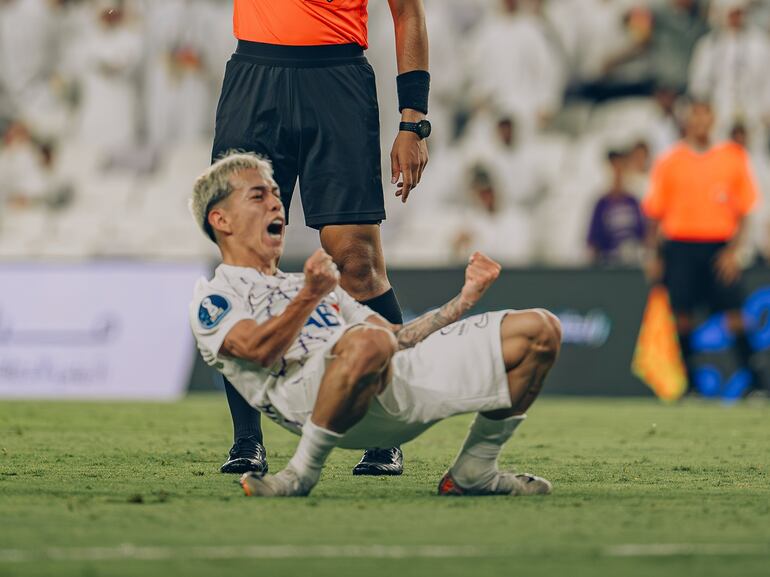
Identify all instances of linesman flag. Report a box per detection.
[632,286,687,401]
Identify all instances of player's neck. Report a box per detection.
[220,246,278,275]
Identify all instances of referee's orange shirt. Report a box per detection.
[642,142,759,242]
[234,0,369,48]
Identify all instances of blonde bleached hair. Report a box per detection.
[190,151,275,243]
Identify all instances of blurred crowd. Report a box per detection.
[1,0,770,264]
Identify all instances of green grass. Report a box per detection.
[0,395,768,577]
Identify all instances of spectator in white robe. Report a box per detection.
[53,0,97,79]
[142,0,211,151]
[689,0,770,150]
[451,165,535,265]
[568,0,649,85]
[195,0,236,114]
[0,121,51,207]
[460,109,548,210]
[72,0,143,154]
[0,0,56,103]
[466,0,565,130]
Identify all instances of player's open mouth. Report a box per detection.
[266,218,284,239]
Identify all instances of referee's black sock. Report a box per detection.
[362,288,403,325]
[361,288,403,457]
[224,377,264,443]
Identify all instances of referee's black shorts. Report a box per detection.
[212,41,385,229]
[663,240,745,314]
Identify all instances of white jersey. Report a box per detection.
[189,264,375,433]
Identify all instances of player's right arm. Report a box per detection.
[642,157,669,284]
[220,250,339,367]
[366,252,501,350]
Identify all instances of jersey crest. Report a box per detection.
[198,295,231,329]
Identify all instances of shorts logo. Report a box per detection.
[199,295,231,329]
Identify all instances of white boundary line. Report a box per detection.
[0,543,767,563]
[0,544,489,563]
[605,544,770,557]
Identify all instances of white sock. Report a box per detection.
[287,420,342,489]
[449,413,526,489]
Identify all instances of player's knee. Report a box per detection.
[530,309,562,358]
[343,328,396,382]
[540,309,562,348]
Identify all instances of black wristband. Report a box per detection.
[397,70,430,114]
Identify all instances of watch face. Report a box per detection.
[418,120,432,139]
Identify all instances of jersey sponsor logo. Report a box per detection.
[198,295,231,329]
[305,303,341,329]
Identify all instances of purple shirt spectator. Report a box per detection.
[587,192,645,264]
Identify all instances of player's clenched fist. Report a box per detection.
[460,252,501,307]
[303,249,340,299]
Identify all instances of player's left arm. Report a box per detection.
[366,252,501,350]
[714,217,748,285]
[388,0,429,203]
[714,151,761,284]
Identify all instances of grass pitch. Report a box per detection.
[0,395,768,577]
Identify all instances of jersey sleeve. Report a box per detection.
[190,286,252,362]
[335,287,378,326]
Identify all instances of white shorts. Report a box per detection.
[299,310,514,450]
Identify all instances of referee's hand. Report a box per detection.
[391,131,428,203]
[644,254,664,285]
[714,247,741,285]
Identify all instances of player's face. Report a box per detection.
[224,168,285,262]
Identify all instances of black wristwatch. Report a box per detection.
[399,119,431,140]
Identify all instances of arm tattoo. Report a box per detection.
[394,294,469,350]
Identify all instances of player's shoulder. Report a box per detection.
[189,265,252,332]
[655,142,688,166]
[191,266,235,304]
[713,141,750,163]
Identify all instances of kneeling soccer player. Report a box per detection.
[189,152,562,497]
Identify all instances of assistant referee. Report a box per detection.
[643,99,765,397]
[211,0,431,475]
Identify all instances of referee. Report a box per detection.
[211,0,431,475]
[643,99,766,397]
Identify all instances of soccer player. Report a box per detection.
[189,153,561,497]
[210,0,431,476]
[643,99,765,397]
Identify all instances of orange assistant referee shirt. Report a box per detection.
[234,0,369,48]
[642,142,759,242]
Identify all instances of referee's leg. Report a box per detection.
[297,50,404,475]
[320,224,402,323]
